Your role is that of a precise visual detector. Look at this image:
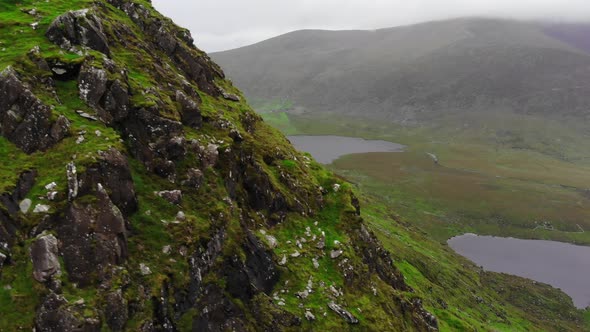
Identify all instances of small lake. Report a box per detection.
[287,135,405,164]
[448,234,590,308]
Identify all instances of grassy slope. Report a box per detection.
[258,111,590,330]
[0,1,456,330]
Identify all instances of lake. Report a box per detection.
[448,234,590,308]
[287,135,405,164]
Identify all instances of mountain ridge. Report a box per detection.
[212,18,590,123]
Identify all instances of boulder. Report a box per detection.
[182,168,203,189]
[327,302,359,324]
[33,204,51,214]
[330,250,343,259]
[202,144,219,168]
[19,199,32,214]
[58,188,128,286]
[46,9,110,55]
[31,233,61,283]
[157,190,182,205]
[222,91,241,102]
[176,90,202,128]
[0,68,70,153]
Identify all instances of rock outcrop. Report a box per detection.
[46,9,110,55]
[0,68,70,153]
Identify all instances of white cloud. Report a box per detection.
[152,0,590,52]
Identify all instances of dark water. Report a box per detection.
[287,135,405,164]
[448,234,590,308]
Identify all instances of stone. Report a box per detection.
[176,90,202,128]
[45,182,57,191]
[162,245,171,255]
[316,233,326,250]
[58,188,128,286]
[35,292,92,331]
[203,144,219,168]
[176,211,186,221]
[333,184,341,192]
[139,263,151,275]
[330,250,343,259]
[76,135,85,144]
[291,251,301,258]
[33,204,50,214]
[265,235,278,249]
[229,129,243,142]
[66,162,78,201]
[296,290,309,299]
[31,233,61,283]
[46,9,111,55]
[182,168,203,189]
[0,68,70,153]
[305,310,316,321]
[330,285,342,297]
[222,91,241,102]
[19,199,32,213]
[278,255,287,266]
[77,111,98,121]
[312,257,320,270]
[156,190,182,205]
[328,302,359,324]
[47,192,58,201]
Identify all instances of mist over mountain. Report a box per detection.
[212,18,590,123]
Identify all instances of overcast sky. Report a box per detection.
[152,0,590,52]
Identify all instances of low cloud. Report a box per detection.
[152,0,590,52]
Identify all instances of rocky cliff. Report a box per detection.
[0,0,438,330]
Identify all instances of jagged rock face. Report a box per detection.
[78,61,130,124]
[58,188,128,286]
[0,68,70,153]
[224,232,280,302]
[76,148,138,216]
[176,90,202,128]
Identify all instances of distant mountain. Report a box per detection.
[212,18,590,123]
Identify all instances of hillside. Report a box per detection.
[212,18,590,123]
[0,0,445,330]
[0,1,587,331]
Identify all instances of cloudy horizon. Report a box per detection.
[152,0,590,52]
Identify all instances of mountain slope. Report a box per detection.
[0,0,443,330]
[212,18,590,123]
